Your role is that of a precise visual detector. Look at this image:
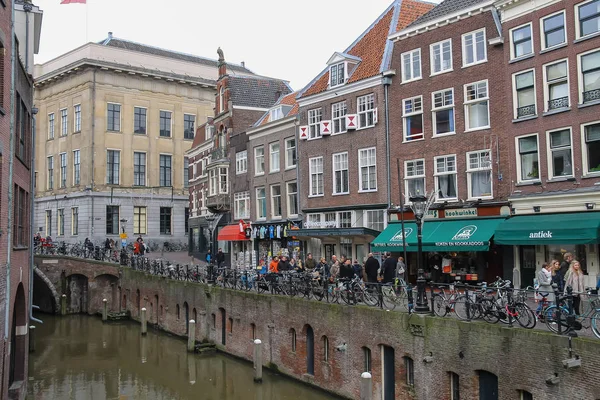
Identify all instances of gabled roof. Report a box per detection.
[99,35,253,75]
[190,117,214,149]
[254,92,300,127]
[406,0,491,28]
[298,0,435,99]
[228,75,292,109]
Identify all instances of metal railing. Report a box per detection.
[583,89,600,103]
[516,104,536,118]
[548,96,569,110]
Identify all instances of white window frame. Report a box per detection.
[430,39,453,75]
[48,113,55,139]
[218,167,228,194]
[509,23,534,60]
[330,62,346,88]
[357,94,376,129]
[431,89,455,137]
[463,80,490,131]
[540,10,566,50]
[309,156,324,197]
[57,208,64,236]
[332,101,347,134]
[404,159,425,201]
[403,96,424,142]
[285,137,296,169]
[270,185,282,219]
[515,134,541,183]
[308,108,322,139]
[254,146,265,176]
[73,149,80,186]
[466,150,493,200]
[286,181,298,217]
[461,28,487,67]
[60,108,68,136]
[332,152,349,195]
[543,58,570,112]
[236,150,247,175]
[512,69,537,119]
[73,104,81,132]
[434,154,458,202]
[256,187,267,220]
[581,120,600,176]
[546,127,574,179]
[234,191,250,219]
[401,48,422,83]
[577,47,600,104]
[365,210,385,232]
[59,152,67,188]
[71,207,79,236]
[270,106,284,121]
[575,0,600,39]
[47,156,54,190]
[106,102,122,132]
[209,168,218,196]
[269,142,280,173]
[358,147,377,192]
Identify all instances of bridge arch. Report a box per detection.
[33,267,60,314]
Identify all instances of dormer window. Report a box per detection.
[205,125,214,141]
[330,62,345,87]
[270,106,284,121]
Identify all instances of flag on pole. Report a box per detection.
[61,0,86,4]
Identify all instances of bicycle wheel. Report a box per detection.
[432,294,448,317]
[453,295,472,320]
[544,305,571,334]
[480,298,500,324]
[380,286,397,311]
[591,310,600,339]
[514,302,536,329]
[311,282,325,301]
[361,287,379,307]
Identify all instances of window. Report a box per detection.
[580,50,600,103]
[403,96,423,141]
[339,212,352,228]
[71,207,78,236]
[160,207,172,235]
[219,86,225,113]
[254,146,265,175]
[332,101,347,134]
[57,209,64,236]
[285,138,296,169]
[74,104,81,132]
[435,155,457,201]
[17,100,27,162]
[134,206,147,235]
[467,150,492,199]
[578,0,600,38]
[59,153,67,188]
[48,113,55,139]
[583,122,600,174]
[323,336,329,361]
[332,152,349,194]
[541,11,565,49]
[291,329,297,352]
[547,129,573,178]
[430,39,452,74]
[47,156,54,190]
[270,106,283,121]
[182,157,189,188]
[106,150,120,184]
[511,24,533,59]
[13,187,28,246]
[236,151,247,174]
[405,159,425,197]
[234,192,250,219]
[107,103,121,132]
[256,187,266,219]
[134,152,146,186]
[160,110,172,137]
[45,210,52,237]
[450,372,460,400]
[219,167,228,194]
[159,155,172,187]
[330,62,345,87]
[517,135,540,181]
[363,347,371,373]
[209,169,217,196]
[271,185,282,218]
[514,70,536,118]
[184,114,196,139]
[73,150,80,185]
[308,108,322,139]
[462,29,486,66]
[544,60,569,110]
[464,80,490,130]
[60,109,67,136]
[519,390,533,400]
[106,205,119,235]
[134,107,147,134]
[185,208,189,233]
[401,49,421,82]
[432,89,455,135]
[365,210,384,231]
[358,94,376,128]
[269,142,280,172]
[309,157,324,196]
[404,356,414,386]
[359,148,377,191]
[287,181,298,216]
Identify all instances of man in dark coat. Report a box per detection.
[216,248,225,267]
[381,252,397,284]
[364,253,380,283]
[278,255,290,272]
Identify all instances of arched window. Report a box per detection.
[219,86,224,112]
[518,390,533,400]
[478,370,498,400]
[290,328,296,352]
[322,336,329,361]
[251,323,256,340]
[176,304,180,320]
[449,372,460,400]
[403,356,414,387]
[228,317,233,334]
[362,346,371,372]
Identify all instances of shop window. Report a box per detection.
[546,245,587,274]
[340,237,352,259]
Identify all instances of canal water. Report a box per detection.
[28,315,335,400]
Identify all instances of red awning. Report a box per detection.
[217,225,249,241]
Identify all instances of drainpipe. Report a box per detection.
[90,69,96,237]
[23,2,31,72]
[382,70,396,209]
[30,107,42,324]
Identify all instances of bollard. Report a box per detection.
[29,325,35,353]
[141,307,147,335]
[360,372,372,400]
[102,298,108,322]
[253,339,263,383]
[187,319,196,352]
[61,294,67,315]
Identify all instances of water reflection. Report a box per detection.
[28,315,334,400]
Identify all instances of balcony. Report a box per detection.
[548,96,569,110]
[205,193,230,213]
[516,104,536,119]
[208,146,229,167]
[583,89,600,103]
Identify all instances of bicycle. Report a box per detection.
[545,288,600,338]
[381,277,409,311]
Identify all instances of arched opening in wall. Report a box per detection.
[250,323,256,340]
[381,345,395,400]
[362,346,372,373]
[136,289,141,317]
[192,308,197,326]
[449,372,460,400]
[304,325,314,375]
[66,274,89,313]
[122,294,127,311]
[211,313,216,329]
[160,305,163,318]
[477,370,498,400]
[289,328,296,352]
[176,304,180,320]
[150,302,154,323]
[9,283,27,386]
[92,274,119,312]
[155,295,159,324]
[403,356,414,387]
[322,336,329,362]
[219,308,226,346]
[518,390,533,400]
[184,302,189,334]
[33,271,57,313]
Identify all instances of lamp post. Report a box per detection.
[205,213,218,283]
[409,194,429,313]
[120,218,127,234]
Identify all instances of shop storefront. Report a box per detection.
[217,222,251,268]
[250,221,303,264]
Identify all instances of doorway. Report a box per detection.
[219,308,226,346]
[306,325,314,375]
[520,246,536,287]
[324,244,335,261]
[478,370,498,400]
[382,345,395,400]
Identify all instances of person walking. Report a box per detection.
[205,250,212,264]
[396,257,406,281]
[364,253,380,283]
[215,248,225,267]
[565,260,585,315]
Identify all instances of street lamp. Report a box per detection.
[409,194,429,313]
[205,213,218,283]
[120,218,128,234]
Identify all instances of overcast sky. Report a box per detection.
[34,0,407,90]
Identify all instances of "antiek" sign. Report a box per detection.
[529,230,553,238]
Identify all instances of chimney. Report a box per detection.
[241,61,245,68]
[108,32,113,39]
[217,47,227,78]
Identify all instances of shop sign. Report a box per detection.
[304,220,337,229]
[425,210,439,219]
[445,208,478,218]
[435,225,483,247]
[529,230,553,239]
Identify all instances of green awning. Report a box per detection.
[372,218,506,252]
[495,212,600,245]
